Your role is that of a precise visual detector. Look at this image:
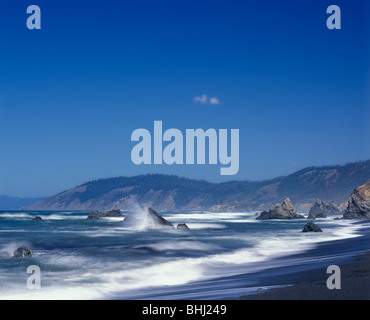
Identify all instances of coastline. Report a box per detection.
[240,220,370,300]
[107,220,370,300]
[1,210,369,300]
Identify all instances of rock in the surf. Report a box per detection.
[256,198,304,220]
[123,207,175,229]
[302,222,323,232]
[13,246,33,258]
[87,209,124,220]
[177,223,191,231]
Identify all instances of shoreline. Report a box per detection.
[240,221,370,300]
[108,220,370,300]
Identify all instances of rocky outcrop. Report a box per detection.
[177,223,191,231]
[308,199,339,218]
[302,222,323,232]
[87,209,124,220]
[343,182,370,219]
[32,216,42,220]
[13,246,33,258]
[147,207,174,227]
[123,207,175,229]
[256,198,304,220]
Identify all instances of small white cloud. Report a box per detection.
[193,94,208,104]
[209,97,220,105]
[193,94,220,105]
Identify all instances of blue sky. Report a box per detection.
[0,0,369,196]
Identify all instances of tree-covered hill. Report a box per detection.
[24,160,370,212]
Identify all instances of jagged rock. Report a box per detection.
[146,207,174,227]
[32,216,42,220]
[308,199,339,218]
[87,209,123,220]
[177,223,191,231]
[13,246,33,258]
[256,198,305,220]
[302,222,323,232]
[123,207,175,229]
[343,182,370,219]
[307,212,315,220]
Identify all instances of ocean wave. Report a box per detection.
[135,241,221,252]
[185,223,226,230]
[0,212,84,221]
[165,211,255,222]
[92,220,366,298]
[0,235,311,299]
[0,211,366,300]
[44,214,85,220]
[0,212,33,219]
[81,238,313,298]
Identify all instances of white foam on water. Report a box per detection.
[0,241,34,259]
[0,212,33,219]
[165,211,254,222]
[98,217,125,222]
[44,214,85,220]
[0,211,85,221]
[0,211,366,300]
[185,223,226,230]
[0,237,303,299]
[135,241,221,252]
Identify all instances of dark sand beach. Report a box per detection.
[241,251,370,300]
[241,221,370,300]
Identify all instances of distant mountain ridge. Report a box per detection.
[24,160,370,212]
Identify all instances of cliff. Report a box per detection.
[343,182,370,219]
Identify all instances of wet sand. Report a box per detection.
[241,242,370,300]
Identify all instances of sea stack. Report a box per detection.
[308,199,339,218]
[256,198,304,220]
[146,207,174,227]
[343,182,370,219]
[123,207,175,229]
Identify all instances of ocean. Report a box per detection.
[0,210,367,300]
